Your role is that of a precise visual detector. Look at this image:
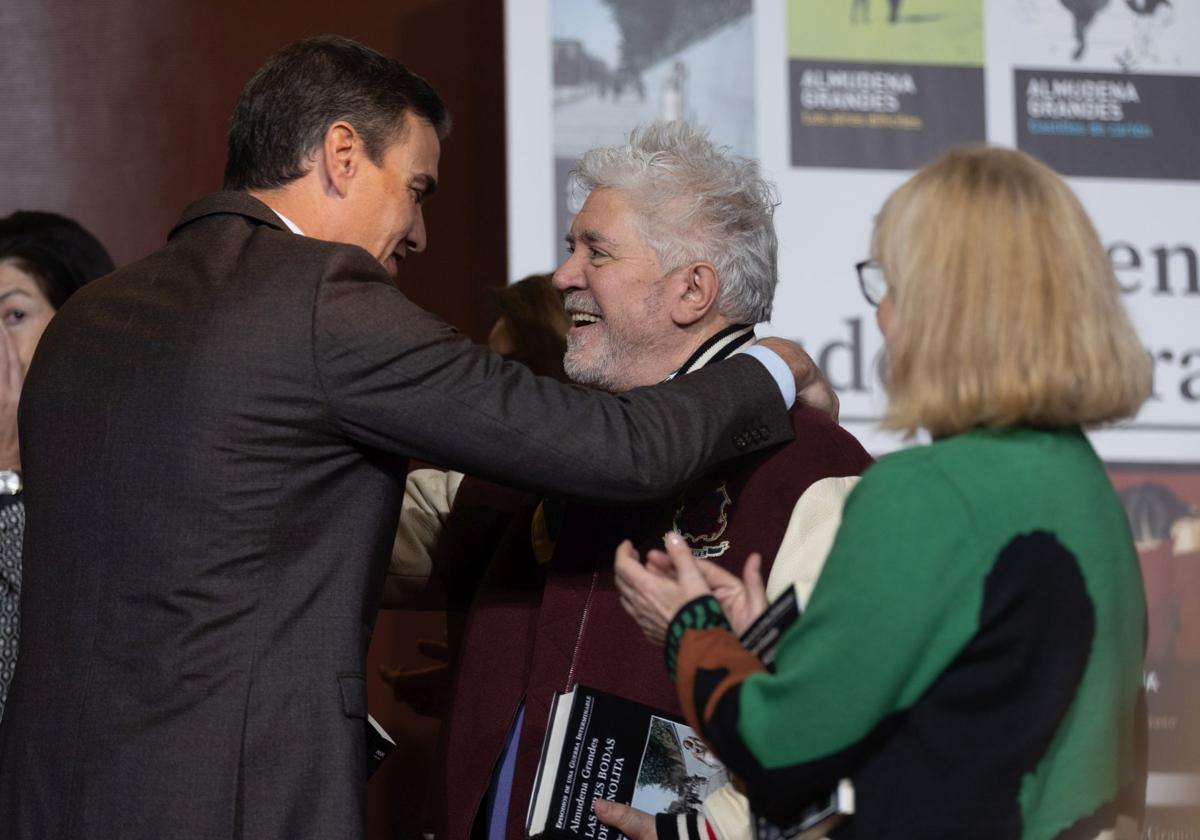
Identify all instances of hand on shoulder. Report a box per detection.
[756,337,838,421]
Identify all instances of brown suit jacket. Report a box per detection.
[0,192,791,840]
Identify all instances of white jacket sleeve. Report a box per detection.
[765,475,860,605]
[382,468,465,607]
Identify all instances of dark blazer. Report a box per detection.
[0,192,791,840]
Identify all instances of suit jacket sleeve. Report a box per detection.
[311,252,793,504]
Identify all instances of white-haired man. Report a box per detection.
[392,123,871,840]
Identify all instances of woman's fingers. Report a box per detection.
[663,532,707,594]
[743,552,769,614]
[695,557,741,590]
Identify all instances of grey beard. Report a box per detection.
[563,333,625,393]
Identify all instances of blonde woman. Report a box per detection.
[610,147,1151,840]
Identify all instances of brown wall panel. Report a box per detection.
[393,0,509,341]
[2,1,507,837]
[0,0,507,343]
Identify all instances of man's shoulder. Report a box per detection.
[64,193,390,320]
[786,401,848,433]
[171,190,284,235]
[684,402,872,516]
[780,402,874,468]
[168,191,385,280]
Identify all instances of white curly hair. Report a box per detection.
[572,121,780,323]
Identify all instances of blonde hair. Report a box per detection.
[874,146,1151,438]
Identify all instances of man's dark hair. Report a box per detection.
[223,35,451,191]
[0,211,115,309]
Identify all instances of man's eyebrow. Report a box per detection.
[563,228,616,249]
[579,229,615,247]
[411,174,438,197]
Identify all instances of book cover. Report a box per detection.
[365,713,396,778]
[526,685,729,839]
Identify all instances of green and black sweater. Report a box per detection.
[669,427,1146,839]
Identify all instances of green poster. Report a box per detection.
[788,0,983,66]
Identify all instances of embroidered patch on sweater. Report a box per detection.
[674,481,732,559]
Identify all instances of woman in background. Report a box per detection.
[485,272,570,381]
[612,147,1151,839]
[0,211,114,720]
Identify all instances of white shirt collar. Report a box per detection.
[272,210,304,236]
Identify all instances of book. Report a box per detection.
[365,713,396,778]
[526,586,852,840]
[740,586,853,840]
[740,584,804,668]
[751,779,854,840]
[526,685,729,839]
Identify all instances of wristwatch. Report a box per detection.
[0,470,22,495]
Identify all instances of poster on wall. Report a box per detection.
[508,0,1200,459]
[786,0,986,170]
[507,0,1200,830]
[550,0,755,258]
[1008,0,1200,180]
[1111,463,1200,834]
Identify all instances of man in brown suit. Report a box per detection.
[0,36,823,840]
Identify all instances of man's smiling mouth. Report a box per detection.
[570,311,601,328]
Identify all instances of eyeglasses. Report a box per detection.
[856,259,887,307]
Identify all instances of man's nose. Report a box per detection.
[407,209,427,254]
[552,251,583,291]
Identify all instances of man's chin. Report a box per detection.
[563,351,618,392]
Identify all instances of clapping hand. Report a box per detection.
[644,544,769,637]
[692,553,768,638]
[614,532,712,645]
[614,532,771,645]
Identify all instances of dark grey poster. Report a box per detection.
[789,60,984,171]
[1015,69,1200,181]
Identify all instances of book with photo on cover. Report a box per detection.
[526,585,852,839]
[740,586,853,840]
[525,685,729,839]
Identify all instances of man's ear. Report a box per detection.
[320,121,360,198]
[670,262,720,327]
